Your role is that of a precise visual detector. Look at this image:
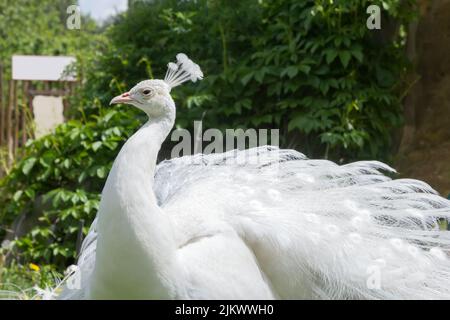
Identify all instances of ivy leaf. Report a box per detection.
[376,66,395,87]
[299,65,311,75]
[282,66,298,79]
[241,72,253,86]
[325,50,338,64]
[288,114,321,133]
[339,51,351,68]
[254,69,265,83]
[351,49,363,63]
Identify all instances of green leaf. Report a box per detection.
[351,50,363,63]
[13,190,23,202]
[376,67,395,87]
[325,50,338,64]
[254,69,265,83]
[63,158,71,169]
[319,82,329,95]
[298,65,311,75]
[241,72,253,86]
[22,157,37,175]
[24,188,35,199]
[339,51,351,68]
[282,66,298,79]
[288,114,320,133]
[92,141,102,152]
[97,167,107,179]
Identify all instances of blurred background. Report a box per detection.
[0,0,449,295]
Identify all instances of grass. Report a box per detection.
[0,254,62,299]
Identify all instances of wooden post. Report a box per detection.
[28,83,34,139]
[14,81,20,155]
[6,80,15,164]
[0,64,4,146]
[62,81,71,119]
[21,81,29,146]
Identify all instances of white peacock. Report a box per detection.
[58,53,450,300]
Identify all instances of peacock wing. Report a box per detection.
[154,146,450,299]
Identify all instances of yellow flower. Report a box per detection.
[29,263,40,272]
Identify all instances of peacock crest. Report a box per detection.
[164,53,203,89]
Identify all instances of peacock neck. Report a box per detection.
[116,114,174,177]
[110,113,175,208]
[91,112,181,299]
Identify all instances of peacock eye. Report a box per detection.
[142,89,152,95]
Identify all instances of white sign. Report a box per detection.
[33,96,65,138]
[12,55,76,81]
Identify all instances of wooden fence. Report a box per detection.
[0,64,76,174]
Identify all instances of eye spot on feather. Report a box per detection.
[430,247,447,261]
[344,199,359,211]
[374,258,387,268]
[378,246,393,258]
[406,208,426,226]
[241,172,254,181]
[249,200,263,211]
[306,214,320,224]
[359,209,371,217]
[240,186,255,196]
[351,216,364,228]
[349,232,362,243]
[405,208,423,218]
[388,267,406,279]
[409,271,426,282]
[390,238,403,250]
[368,187,383,194]
[295,173,315,183]
[308,232,321,244]
[407,245,419,257]
[326,224,339,236]
[267,188,281,201]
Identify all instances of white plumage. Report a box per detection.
[59,54,450,300]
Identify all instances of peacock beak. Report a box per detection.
[110,92,133,105]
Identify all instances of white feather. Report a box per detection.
[57,59,450,300]
[59,145,450,299]
[164,53,203,89]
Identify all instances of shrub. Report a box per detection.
[0,0,416,271]
[0,107,140,268]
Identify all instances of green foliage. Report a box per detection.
[241,0,412,158]
[0,0,101,71]
[0,261,61,298]
[79,0,415,160]
[0,107,140,267]
[0,0,416,271]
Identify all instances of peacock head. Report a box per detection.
[110,53,203,117]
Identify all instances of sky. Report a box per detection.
[79,0,128,22]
